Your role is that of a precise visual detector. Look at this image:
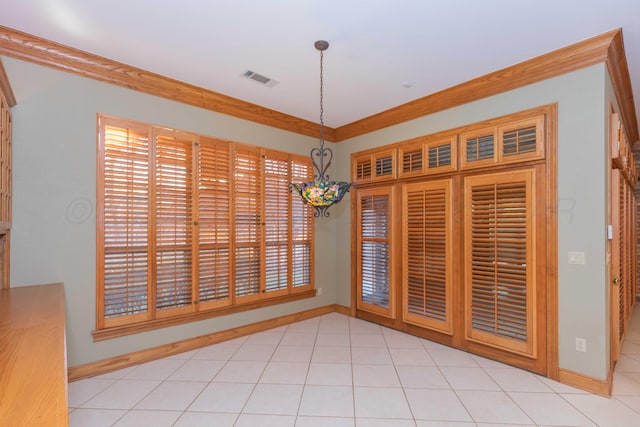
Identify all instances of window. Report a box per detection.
[356,186,395,318]
[96,115,314,336]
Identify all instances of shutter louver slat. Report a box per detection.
[375,155,394,177]
[403,180,451,333]
[102,125,150,321]
[503,125,537,156]
[155,133,193,311]
[403,149,422,173]
[466,134,494,162]
[465,170,535,356]
[198,138,231,304]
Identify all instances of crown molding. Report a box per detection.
[0,26,636,145]
[334,28,639,145]
[0,25,335,141]
[0,57,16,107]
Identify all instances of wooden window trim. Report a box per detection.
[96,114,314,339]
[93,288,316,341]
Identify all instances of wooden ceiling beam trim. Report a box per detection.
[334,28,638,144]
[0,25,335,142]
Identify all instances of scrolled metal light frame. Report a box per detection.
[290,40,353,218]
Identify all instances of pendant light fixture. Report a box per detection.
[290,40,352,217]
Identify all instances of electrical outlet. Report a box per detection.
[575,337,587,352]
[317,288,322,296]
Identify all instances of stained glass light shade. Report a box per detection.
[291,180,352,217]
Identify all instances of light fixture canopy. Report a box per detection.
[290,40,353,217]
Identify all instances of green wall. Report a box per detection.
[4,55,615,380]
[3,56,339,367]
[334,64,610,380]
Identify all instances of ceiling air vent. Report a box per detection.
[242,70,279,88]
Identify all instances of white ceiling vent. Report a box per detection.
[242,70,279,88]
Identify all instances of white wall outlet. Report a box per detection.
[568,251,586,265]
[575,337,587,352]
[317,288,322,296]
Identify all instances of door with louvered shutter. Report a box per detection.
[233,146,263,302]
[464,169,537,357]
[403,179,452,333]
[99,121,151,327]
[153,129,195,317]
[291,157,314,289]
[196,137,231,309]
[356,186,395,318]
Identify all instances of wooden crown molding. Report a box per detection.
[0,57,16,107]
[334,28,639,145]
[0,25,335,141]
[0,26,637,145]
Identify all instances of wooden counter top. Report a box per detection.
[0,283,68,426]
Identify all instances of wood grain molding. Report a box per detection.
[334,28,638,144]
[92,288,317,341]
[606,29,639,144]
[0,57,16,107]
[0,25,336,142]
[0,26,636,145]
[70,303,346,382]
[558,368,612,397]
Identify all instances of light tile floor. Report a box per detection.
[69,306,640,426]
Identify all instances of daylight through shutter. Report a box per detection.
[234,146,263,299]
[100,121,151,325]
[291,157,314,288]
[197,137,231,307]
[465,169,536,356]
[264,153,290,295]
[403,179,452,333]
[357,187,394,318]
[154,131,194,314]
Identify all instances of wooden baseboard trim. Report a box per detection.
[69,304,343,382]
[558,368,612,397]
[333,304,352,316]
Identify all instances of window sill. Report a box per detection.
[93,288,317,341]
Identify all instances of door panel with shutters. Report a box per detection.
[464,169,537,358]
[356,186,395,318]
[402,179,453,333]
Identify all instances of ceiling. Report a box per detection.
[1,0,640,130]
